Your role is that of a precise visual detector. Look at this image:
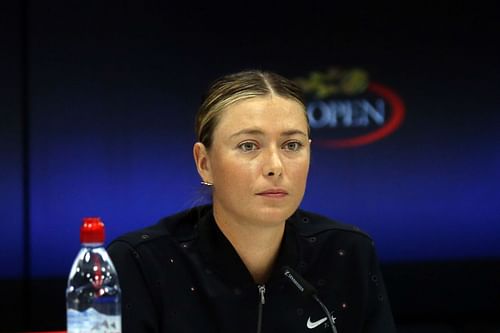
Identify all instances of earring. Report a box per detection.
[200,181,213,187]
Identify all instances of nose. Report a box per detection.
[263,147,283,177]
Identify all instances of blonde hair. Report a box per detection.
[195,70,308,148]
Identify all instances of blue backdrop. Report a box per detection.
[1,2,499,279]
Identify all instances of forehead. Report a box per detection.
[214,96,308,137]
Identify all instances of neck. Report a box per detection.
[213,206,285,284]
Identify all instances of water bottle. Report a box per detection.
[66,217,121,333]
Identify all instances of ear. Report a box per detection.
[193,142,213,183]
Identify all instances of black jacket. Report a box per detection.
[108,205,396,333]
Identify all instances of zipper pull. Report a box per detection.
[258,284,266,305]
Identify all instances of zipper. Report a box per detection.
[258,284,266,305]
[256,284,266,333]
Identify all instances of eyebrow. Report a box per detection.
[229,128,308,139]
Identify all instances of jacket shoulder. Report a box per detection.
[108,205,209,250]
[290,209,373,241]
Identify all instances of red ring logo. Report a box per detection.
[312,82,405,148]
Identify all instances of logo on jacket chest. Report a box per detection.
[306,312,337,332]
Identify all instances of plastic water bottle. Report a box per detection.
[66,217,121,333]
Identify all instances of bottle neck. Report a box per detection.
[81,242,104,248]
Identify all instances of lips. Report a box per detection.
[256,189,289,198]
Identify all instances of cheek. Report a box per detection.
[297,168,310,188]
[289,158,310,179]
[211,155,255,187]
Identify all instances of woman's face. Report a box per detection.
[195,95,310,227]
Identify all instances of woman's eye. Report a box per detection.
[283,141,303,151]
[238,142,258,152]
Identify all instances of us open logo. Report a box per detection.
[295,68,405,148]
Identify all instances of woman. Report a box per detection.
[108,70,396,333]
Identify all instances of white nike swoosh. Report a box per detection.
[306,316,328,329]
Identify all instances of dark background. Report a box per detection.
[1,1,499,332]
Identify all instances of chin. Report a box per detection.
[253,205,297,225]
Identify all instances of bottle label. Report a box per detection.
[67,308,121,333]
